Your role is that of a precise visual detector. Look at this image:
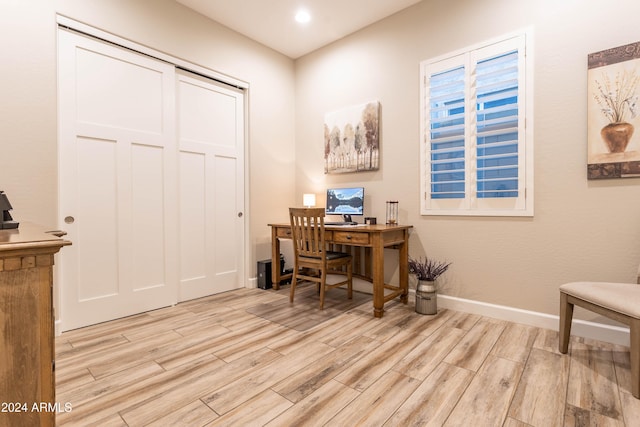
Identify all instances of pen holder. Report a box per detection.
[386,201,398,225]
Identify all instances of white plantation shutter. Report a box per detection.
[476,50,519,199]
[420,30,533,216]
[429,65,466,200]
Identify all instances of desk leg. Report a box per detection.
[372,233,384,318]
[271,227,281,290]
[399,229,409,304]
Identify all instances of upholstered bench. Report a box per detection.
[559,280,640,398]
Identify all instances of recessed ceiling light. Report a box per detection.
[295,10,311,24]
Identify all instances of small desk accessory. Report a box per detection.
[0,191,19,229]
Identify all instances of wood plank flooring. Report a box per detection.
[55,285,640,426]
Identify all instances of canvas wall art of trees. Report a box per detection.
[324,101,380,174]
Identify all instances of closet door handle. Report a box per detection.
[237,212,243,218]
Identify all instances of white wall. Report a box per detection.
[3,0,640,333]
[0,0,296,285]
[294,0,640,324]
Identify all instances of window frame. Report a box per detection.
[420,29,534,217]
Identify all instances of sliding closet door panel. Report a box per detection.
[75,46,164,133]
[214,156,240,287]
[179,152,208,290]
[131,144,168,291]
[76,136,119,300]
[178,71,245,301]
[58,29,178,331]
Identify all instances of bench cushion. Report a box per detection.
[560,281,640,319]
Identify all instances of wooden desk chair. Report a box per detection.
[289,207,353,309]
[559,265,640,398]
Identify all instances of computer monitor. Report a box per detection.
[326,187,364,222]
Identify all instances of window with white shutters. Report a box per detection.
[420,30,533,216]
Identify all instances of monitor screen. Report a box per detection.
[326,187,364,216]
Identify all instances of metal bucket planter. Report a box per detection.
[415,280,437,315]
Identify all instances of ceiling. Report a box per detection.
[175,0,423,59]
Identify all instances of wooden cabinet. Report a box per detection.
[0,223,70,427]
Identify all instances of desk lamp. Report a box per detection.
[303,193,316,208]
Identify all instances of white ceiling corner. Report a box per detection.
[175,0,423,58]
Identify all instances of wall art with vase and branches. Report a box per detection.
[587,41,640,179]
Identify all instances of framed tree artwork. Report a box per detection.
[587,41,640,179]
[324,101,380,174]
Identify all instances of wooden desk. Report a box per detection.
[0,223,71,427]
[268,223,412,318]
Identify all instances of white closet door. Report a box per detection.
[177,71,245,301]
[58,29,178,331]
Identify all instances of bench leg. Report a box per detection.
[559,292,573,354]
[631,318,640,399]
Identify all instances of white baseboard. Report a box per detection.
[248,277,258,288]
[436,293,630,347]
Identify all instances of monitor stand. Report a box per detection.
[340,214,357,225]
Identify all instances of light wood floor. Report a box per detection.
[55,285,640,426]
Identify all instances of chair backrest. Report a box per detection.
[289,207,326,261]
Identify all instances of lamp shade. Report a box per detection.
[303,193,316,208]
